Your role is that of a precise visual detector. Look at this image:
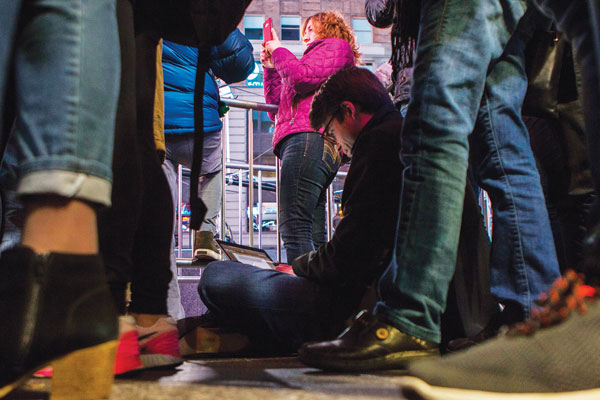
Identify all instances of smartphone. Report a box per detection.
[263,18,273,43]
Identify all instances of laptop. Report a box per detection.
[216,240,277,270]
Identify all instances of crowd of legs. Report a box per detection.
[0,0,599,399]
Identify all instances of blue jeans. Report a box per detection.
[0,0,119,206]
[533,0,600,224]
[278,132,341,263]
[199,261,361,354]
[374,0,559,343]
[470,9,560,313]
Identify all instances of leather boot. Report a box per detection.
[0,246,119,399]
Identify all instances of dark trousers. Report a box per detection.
[526,115,595,273]
[98,0,173,315]
[199,261,362,354]
[534,0,600,224]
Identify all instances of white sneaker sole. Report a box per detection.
[139,354,183,369]
[194,248,221,261]
[399,376,600,400]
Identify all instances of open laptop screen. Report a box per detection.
[216,240,276,270]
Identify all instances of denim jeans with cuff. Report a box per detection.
[0,0,119,206]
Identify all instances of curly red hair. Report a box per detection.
[301,11,362,64]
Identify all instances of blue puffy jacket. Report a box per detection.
[163,29,254,136]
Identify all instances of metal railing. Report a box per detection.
[174,98,346,267]
[173,97,493,269]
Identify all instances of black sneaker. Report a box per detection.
[401,270,600,399]
[298,310,439,372]
[444,318,501,353]
[445,304,524,353]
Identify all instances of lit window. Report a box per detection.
[244,15,264,40]
[281,16,300,41]
[352,18,372,44]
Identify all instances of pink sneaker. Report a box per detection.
[137,317,183,369]
[33,366,53,378]
[114,316,143,376]
[33,316,143,379]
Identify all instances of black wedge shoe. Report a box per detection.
[0,246,119,399]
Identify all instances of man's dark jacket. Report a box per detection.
[292,104,403,290]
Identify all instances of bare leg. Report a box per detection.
[22,198,99,254]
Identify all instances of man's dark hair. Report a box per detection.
[309,66,393,130]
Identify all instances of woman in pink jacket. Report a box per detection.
[262,11,360,263]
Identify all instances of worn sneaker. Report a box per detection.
[178,313,251,357]
[400,270,600,399]
[137,317,183,369]
[193,231,221,261]
[298,310,439,372]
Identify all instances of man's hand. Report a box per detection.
[275,263,295,275]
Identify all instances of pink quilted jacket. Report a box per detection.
[263,38,355,155]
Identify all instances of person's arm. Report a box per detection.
[263,67,282,121]
[209,29,255,83]
[365,0,395,28]
[271,39,355,96]
[263,66,282,105]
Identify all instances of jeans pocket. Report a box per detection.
[322,139,341,174]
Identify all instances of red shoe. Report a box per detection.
[114,316,143,376]
[33,366,53,378]
[137,317,183,369]
[33,316,143,378]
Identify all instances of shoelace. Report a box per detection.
[507,269,598,336]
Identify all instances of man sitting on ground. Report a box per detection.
[191,67,413,355]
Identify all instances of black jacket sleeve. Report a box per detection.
[365,0,395,28]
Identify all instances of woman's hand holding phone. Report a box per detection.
[264,28,282,54]
[260,46,274,68]
[260,21,280,69]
